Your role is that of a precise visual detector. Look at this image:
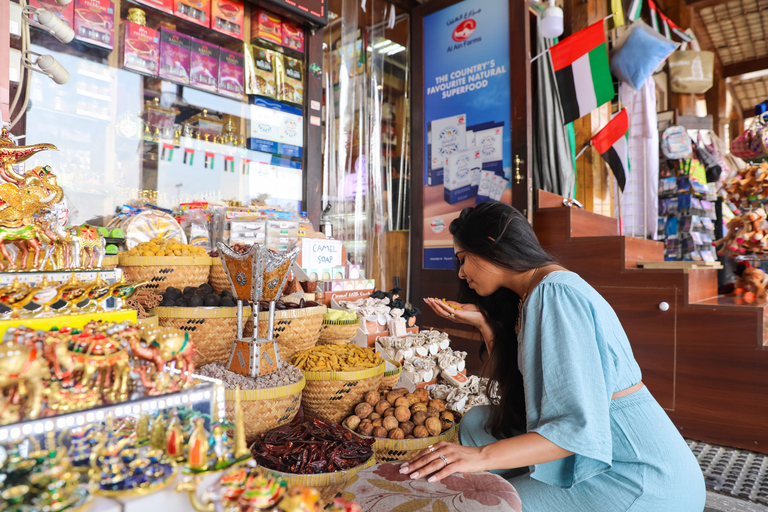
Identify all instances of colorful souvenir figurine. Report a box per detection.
[187,416,210,470]
[166,411,184,460]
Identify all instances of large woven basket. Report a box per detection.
[225,376,305,444]
[317,319,361,345]
[254,454,375,497]
[378,359,402,392]
[118,255,212,294]
[102,255,118,269]
[360,422,457,463]
[301,363,385,424]
[257,305,327,361]
[151,305,249,367]
[209,259,231,294]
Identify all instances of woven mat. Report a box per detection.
[688,439,768,505]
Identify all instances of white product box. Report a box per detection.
[474,123,504,176]
[428,113,467,186]
[490,175,509,201]
[444,149,482,204]
[476,170,496,203]
[248,104,304,147]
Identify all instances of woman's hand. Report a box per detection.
[423,298,484,328]
[398,441,487,483]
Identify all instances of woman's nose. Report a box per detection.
[458,267,466,279]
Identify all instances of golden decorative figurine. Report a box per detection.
[0,340,46,424]
[165,411,184,460]
[150,414,166,450]
[187,417,210,470]
[234,385,248,459]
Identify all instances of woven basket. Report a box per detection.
[151,305,249,367]
[225,376,305,444]
[317,319,360,345]
[102,255,118,269]
[301,363,385,424]
[257,305,327,361]
[118,255,212,294]
[137,315,158,328]
[209,259,231,294]
[253,454,375,491]
[364,422,457,463]
[378,359,402,392]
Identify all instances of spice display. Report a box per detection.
[157,284,237,307]
[125,238,208,257]
[341,388,453,439]
[290,345,383,372]
[251,418,374,474]
[196,361,302,389]
[257,298,321,310]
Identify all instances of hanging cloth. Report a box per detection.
[532,16,576,200]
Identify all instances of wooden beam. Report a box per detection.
[686,0,732,9]
[723,57,768,79]
[726,80,745,120]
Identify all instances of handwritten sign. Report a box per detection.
[302,238,343,268]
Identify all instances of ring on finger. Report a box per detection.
[440,455,448,468]
[428,445,435,453]
[450,313,455,318]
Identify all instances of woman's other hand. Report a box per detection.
[398,441,486,483]
[424,298,484,327]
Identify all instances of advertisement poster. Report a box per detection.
[422,0,512,269]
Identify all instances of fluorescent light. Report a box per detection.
[373,39,393,49]
[377,43,398,53]
[386,46,406,56]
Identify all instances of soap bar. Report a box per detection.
[443,371,469,388]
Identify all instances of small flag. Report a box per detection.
[668,19,693,42]
[628,0,643,21]
[550,20,614,125]
[224,155,235,173]
[184,148,195,165]
[205,152,215,169]
[592,109,630,191]
[161,143,174,162]
[648,0,660,32]
[242,159,251,175]
[659,12,672,39]
[609,0,625,28]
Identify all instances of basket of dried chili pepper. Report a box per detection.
[250,418,376,490]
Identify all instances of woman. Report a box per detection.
[400,201,705,511]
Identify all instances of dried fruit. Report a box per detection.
[440,411,455,423]
[388,428,405,440]
[365,390,380,406]
[414,388,429,403]
[383,408,395,418]
[426,406,440,418]
[400,421,415,436]
[358,421,374,437]
[343,415,361,431]
[428,399,446,412]
[405,393,420,405]
[372,418,383,428]
[394,396,410,408]
[354,402,373,419]
[369,413,381,422]
[410,403,427,414]
[394,406,411,423]
[405,434,415,439]
[425,417,442,436]
[375,400,391,416]
[382,416,399,431]
[412,411,427,426]
[372,426,388,438]
[413,425,429,438]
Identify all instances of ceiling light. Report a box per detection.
[373,39,393,49]
[541,0,564,39]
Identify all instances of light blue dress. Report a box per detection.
[459,271,705,512]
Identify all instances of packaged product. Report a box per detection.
[129,0,172,14]
[190,37,219,92]
[73,0,114,49]
[218,49,245,99]
[30,0,74,28]
[174,0,209,27]
[281,21,304,52]
[474,122,505,176]
[276,54,303,104]
[252,8,281,44]
[159,27,190,84]
[443,149,481,205]
[475,170,495,203]
[427,114,467,186]
[245,44,277,98]
[211,0,244,39]
[121,21,159,76]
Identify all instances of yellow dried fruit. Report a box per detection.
[358,421,374,437]
[410,403,427,414]
[414,388,430,403]
[394,396,411,408]
[383,408,395,418]
[372,418,383,428]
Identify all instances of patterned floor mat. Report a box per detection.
[688,439,768,505]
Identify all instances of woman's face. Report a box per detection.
[454,244,506,297]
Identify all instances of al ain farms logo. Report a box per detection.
[430,217,446,234]
[452,19,476,42]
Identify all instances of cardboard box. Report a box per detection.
[320,289,372,306]
[121,21,159,76]
[189,37,218,92]
[174,0,209,27]
[476,170,495,204]
[474,122,505,176]
[354,326,419,349]
[252,8,281,44]
[130,0,172,14]
[74,0,114,49]
[211,0,244,39]
[281,20,304,52]
[30,0,74,28]
[159,27,190,84]
[444,149,481,205]
[247,97,303,158]
[218,48,245,99]
[428,114,466,186]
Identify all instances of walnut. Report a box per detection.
[355,402,373,419]
[414,388,430,403]
[413,425,429,438]
[383,408,395,417]
[394,396,411,408]
[375,400,391,416]
[383,416,399,431]
[372,426,388,438]
[343,415,361,431]
[412,411,427,426]
[400,420,415,436]
[425,417,442,436]
[410,403,427,414]
[388,428,405,440]
[372,418,383,428]
[394,406,411,423]
[426,406,440,418]
[358,422,374,436]
[365,390,381,406]
[428,399,446,412]
[369,413,381,422]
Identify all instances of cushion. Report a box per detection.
[610,20,679,90]
[340,463,523,511]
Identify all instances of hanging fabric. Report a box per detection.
[628,0,643,21]
[616,75,659,239]
[532,16,576,200]
[648,0,660,32]
[609,0,625,29]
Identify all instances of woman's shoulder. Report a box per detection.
[529,271,599,305]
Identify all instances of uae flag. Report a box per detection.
[592,109,630,191]
[550,20,614,125]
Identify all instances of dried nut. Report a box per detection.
[428,399,446,412]
[405,393,420,405]
[373,426,389,438]
[394,406,411,423]
[355,402,373,419]
[425,417,442,436]
[426,406,440,418]
[410,403,427,414]
[440,411,455,423]
[400,420,415,436]
[412,411,427,426]
[384,408,395,418]
[343,415,361,431]
[375,400,391,416]
[369,413,381,422]
[365,390,381,406]
[383,416,399,431]
[394,396,411,408]
[413,425,429,438]
[405,434,416,439]
[386,391,402,405]
[372,418,383,428]
[358,422,374,436]
[388,428,405,440]
[393,387,409,396]
[415,388,430,402]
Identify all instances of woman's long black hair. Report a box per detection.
[449,201,558,438]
